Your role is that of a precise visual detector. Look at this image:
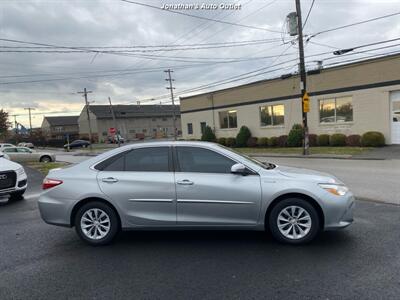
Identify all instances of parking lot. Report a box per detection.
[1,157,400,299]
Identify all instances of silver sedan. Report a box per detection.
[38,141,354,245]
[2,147,55,163]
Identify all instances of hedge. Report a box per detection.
[217,137,227,146]
[346,134,361,146]
[268,136,278,147]
[277,135,288,147]
[226,137,236,147]
[258,137,269,147]
[330,133,347,146]
[246,137,258,147]
[309,134,318,147]
[361,131,385,147]
[318,134,330,146]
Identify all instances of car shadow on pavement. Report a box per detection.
[111,229,354,249]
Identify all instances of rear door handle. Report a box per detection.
[177,179,194,185]
[102,177,118,183]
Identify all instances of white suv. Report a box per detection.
[0,153,27,200]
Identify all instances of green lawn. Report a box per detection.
[25,162,70,175]
[233,147,373,156]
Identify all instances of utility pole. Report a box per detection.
[24,107,35,134]
[108,96,120,147]
[165,69,177,141]
[78,88,93,151]
[294,0,309,155]
[11,114,18,134]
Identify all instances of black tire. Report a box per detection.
[40,155,52,163]
[9,189,26,201]
[268,198,320,244]
[74,201,119,246]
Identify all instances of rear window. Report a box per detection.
[94,147,170,172]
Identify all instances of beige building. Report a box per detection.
[78,104,181,142]
[180,54,400,144]
[41,116,79,140]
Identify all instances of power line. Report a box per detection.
[302,0,315,29]
[120,0,283,33]
[308,11,400,40]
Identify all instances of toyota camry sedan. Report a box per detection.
[38,141,354,245]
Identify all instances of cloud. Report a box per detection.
[0,0,400,127]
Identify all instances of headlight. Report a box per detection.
[319,183,348,196]
[16,167,26,176]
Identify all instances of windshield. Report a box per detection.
[219,145,276,170]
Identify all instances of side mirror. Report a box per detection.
[231,163,248,175]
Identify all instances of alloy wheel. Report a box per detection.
[277,205,312,240]
[80,208,111,240]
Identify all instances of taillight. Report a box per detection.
[42,178,63,190]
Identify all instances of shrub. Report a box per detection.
[268,136,278,147]
[246,137,258,147]
[330,133,347,146]
[346,134,361,147]
[201,125,216,142]
[217,137,227,146]
[361,131,385,147]
[309,134,318,147]
[318,134,330,146]
[277,135,288,147]
[236,126,252,147]
[258,137,269,147]
[287,124,303,147]
[226,137,236,147]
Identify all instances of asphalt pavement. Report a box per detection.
[1,166,400,299]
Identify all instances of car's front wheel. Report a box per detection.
[75,202,119,246]
[269,198,320,244]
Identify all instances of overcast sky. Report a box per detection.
[0,0,399,128]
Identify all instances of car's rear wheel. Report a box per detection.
[40,155,52,163]
[269,198,320,244]
[75,202,119,246]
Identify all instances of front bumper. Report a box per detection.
[0,171,27,196]
[323,192,355,230]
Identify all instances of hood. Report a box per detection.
[275,165,342,184]
[0,157,23,170]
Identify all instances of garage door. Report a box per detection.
[391,91,400,144]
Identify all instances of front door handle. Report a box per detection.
[102,177,118,183]
[177,179,194,185]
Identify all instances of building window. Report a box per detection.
[129,129,136,133]
[152,118,157,121]
[200,122,207,134]
[162,117,167,121]
[142,129,147,133]
[319,97,353,123]
[54,126,63,132]
[219,110,237,129]
[260,104,285,126]
[187,123,193,134]
[102,131,107,136]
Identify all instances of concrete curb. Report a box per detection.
[247,153,386,160]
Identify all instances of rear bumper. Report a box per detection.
[38,194,75,227]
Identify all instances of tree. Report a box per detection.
[236,126,251,147]
[201,125,216,142]
[0,109,11,140]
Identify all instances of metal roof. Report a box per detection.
[87,104,180,119]
[44,116,79,126]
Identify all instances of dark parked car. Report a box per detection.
[64,140,91,149]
